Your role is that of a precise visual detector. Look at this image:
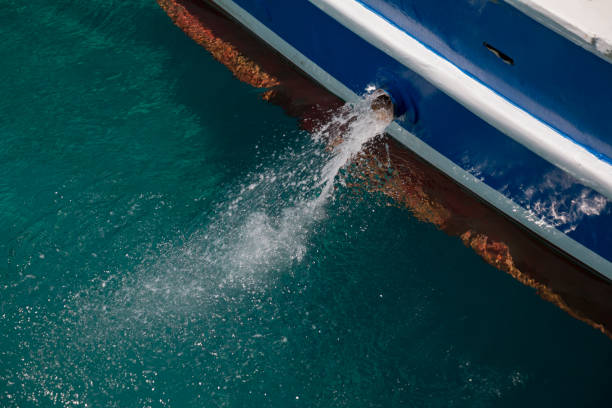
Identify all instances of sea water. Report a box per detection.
[1,1,611,407]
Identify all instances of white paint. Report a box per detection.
[504,0,612,63]
[211,0,612,277]
[310,0,612,202]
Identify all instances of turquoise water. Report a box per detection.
[1,1,612,406]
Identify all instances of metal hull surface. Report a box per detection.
[158,0,612,336]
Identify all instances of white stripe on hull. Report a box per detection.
[310,0,612,202]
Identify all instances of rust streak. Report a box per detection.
[460,230,608,337]
[157,0,279,88]
[354,142,611,339]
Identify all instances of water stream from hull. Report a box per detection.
[14,93,391,400]
[199,92,392,286]
[5,2,612,405]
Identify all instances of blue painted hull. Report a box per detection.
[212,0,612,276]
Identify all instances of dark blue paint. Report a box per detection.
[232,0,612,264]
[356,0,612,167]
[362,0,612,161]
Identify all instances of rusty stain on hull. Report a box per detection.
[157,0,279,88]
[355,139,612,338]
[460,230,607,336]
[158,0,612,339]
[157,0,341,119]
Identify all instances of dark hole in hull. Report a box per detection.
[483,42,514,65]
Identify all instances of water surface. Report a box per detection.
[1,1,611,407]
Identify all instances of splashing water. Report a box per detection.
[10,93,392,404]
[4,92,393,405]
[5,3,612,406]
[204,91,393,286]
[93,92,392,315]
[314,93,392,204]
[79,92,393,323]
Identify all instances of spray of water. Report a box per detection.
[100,91,393,311]
[314,93,392,204]
[13,93,393,404]
[213,91,393,284]
[100,92,392,308]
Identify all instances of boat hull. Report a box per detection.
[201,0,612,276]
[158,0,612,336]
